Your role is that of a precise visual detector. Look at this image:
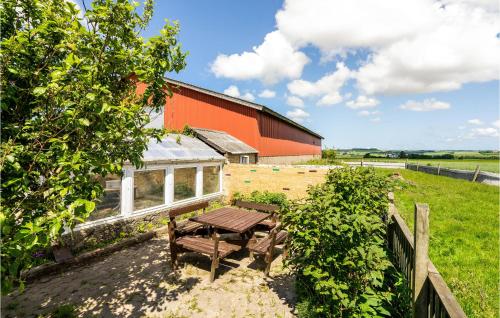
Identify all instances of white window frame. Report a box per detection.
[240,155,250,164]
[74,161,224,230]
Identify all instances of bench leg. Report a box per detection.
[282,243,289,260]
[264,249,273,276]
[170,244,178,269]
[210,257,219,282]
[249,230,257,261]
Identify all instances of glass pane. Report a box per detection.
[90,175,121,221]
[174,167,196,201]
[203,166,220,195]
[134,170,165,211]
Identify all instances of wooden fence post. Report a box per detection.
[361,158,364,167]
[405,158,408,169]
[413,204,429,318]
[387,192,395,219]
[437,163,441,175]
[472,165,480,182]
[416,162,420,171]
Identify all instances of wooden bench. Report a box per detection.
[170,201,209,237]
[168,202,241,282]
[248,222,288,276]
[233,200,279,232]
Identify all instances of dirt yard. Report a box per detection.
[224,164,329,199]
[2,236,295,318]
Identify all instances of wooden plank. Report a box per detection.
[392,213,414,248]
[472,165,480,182]
[191,207,269,233]
[413,204,430,317]
[428,262,467,318]
[169,201,209,218]
[233,200,279,212]
[250,231,287,254]
[176,237,240,258]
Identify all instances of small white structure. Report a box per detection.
[77,134,225,230]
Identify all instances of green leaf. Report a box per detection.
[78,118,90,126]
[33,87,47,96]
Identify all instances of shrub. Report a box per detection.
[282,167,402,317]
[232,190,289,211]
[321,148,337,162]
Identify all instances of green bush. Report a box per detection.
[232,190,289,211]
[282,167,405,317]
[321,148,337,162]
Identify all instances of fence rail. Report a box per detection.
[405,163,499,186]
[387,194,466,318]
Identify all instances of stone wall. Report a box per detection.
[62,197,224,252]
[226,153,257,164]
[258,154,320,165]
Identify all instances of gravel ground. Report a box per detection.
[2,236,296,318]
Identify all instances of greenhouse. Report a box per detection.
[78,134,225,229]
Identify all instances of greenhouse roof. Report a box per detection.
[193,128,258,155]
[141,134,225,163]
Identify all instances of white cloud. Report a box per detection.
[287,62,351,106]
[211,31,310,85]
[354,2,500,94]
[346,95,379,109]
[217,0,499,95]
[276,0,438,52]
[370,117,382,123]
[400,98,450,111]
[286,95,304,107]
[241,92,255,101]
[223,85,255,101]
[357,110,381,117]
[223,85,240,97]
[286,108,310,123]
[467,118,483,125]
[258,89,276,98]
[470,127,499,137]
[492,119,500,129]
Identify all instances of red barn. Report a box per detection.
[140,79,323,164]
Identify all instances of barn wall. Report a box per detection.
[164,87,261,152]
[142,84,322,157]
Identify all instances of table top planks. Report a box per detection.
[190,207,270,233]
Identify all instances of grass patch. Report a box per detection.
[385,169,499,317]
[351,158,499,173]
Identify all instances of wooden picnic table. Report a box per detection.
[189,207,270,234]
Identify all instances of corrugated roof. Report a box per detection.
[193,128,258,155]
[141,134,225,163]
[165,78,324,139]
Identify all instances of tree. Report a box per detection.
[321,148,337,163]
[0,0,187,292]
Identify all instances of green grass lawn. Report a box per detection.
[348,158,499,173]
[385,169,499,317]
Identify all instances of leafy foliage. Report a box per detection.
[321,148,337,162]
[282,167,404,317]
[0,0,187,292]
[232,190,290,212]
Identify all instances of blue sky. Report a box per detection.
[141,0,498,150]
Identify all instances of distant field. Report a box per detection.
[380,169,499,317]
[297,158,499,173]
[345,158,499,173]
[337,150,499,160]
